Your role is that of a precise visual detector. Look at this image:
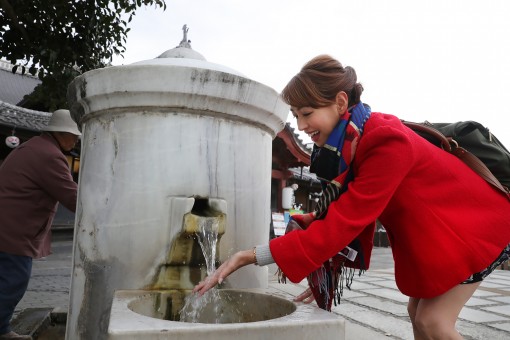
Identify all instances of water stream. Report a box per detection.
[179,216,230,322]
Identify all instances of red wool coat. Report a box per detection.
[0,133,77,258]
[270,113,510,298]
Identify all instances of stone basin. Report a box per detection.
[130,289,296,323]
[108,288,345,339]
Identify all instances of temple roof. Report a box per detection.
[0,60,47,133]
[273,123,312,168]
[0,60,41,106]
[0,100,51,132]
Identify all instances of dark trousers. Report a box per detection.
[0,252,32,335]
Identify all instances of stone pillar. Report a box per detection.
[65,56,288,339]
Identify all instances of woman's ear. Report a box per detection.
[335,91,349,114]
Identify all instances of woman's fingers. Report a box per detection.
[193,276,219,295]
[192,255,240,295]
[193,265,227,295]
[192,279,209,293]
[303,294,315,304]
[192,249,257,296]
[293,287,314,303]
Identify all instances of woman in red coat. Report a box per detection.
[194,55,510,339]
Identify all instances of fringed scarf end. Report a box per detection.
[277,267,287,284]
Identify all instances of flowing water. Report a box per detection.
[179,216,228,323]
[195,217,219,277]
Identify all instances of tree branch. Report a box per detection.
[0,0,31,44]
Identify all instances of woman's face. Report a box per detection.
[291,104,340,147]
[290,91,348,147]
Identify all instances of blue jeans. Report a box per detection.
[0,252,32,335]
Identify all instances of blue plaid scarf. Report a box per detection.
[307,102,371,310]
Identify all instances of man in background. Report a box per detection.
[0,109,81,339]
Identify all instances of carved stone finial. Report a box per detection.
[178,24,191,48]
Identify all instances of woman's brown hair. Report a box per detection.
[281,54,363,109]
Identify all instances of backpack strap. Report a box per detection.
[402,120,510,198]
[452,147,509,195]
[402,121,452,152]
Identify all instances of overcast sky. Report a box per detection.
[112,0,510,147]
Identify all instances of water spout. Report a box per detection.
[149,197,226,291]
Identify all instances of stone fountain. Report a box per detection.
[66,25,344,339]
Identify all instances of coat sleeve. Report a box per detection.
[37,150,78,213]
[270,122,415,283]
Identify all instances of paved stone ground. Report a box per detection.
[14,237,72,317]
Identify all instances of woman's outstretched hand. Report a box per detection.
[293,287,315,304]
[193,248,256,296]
